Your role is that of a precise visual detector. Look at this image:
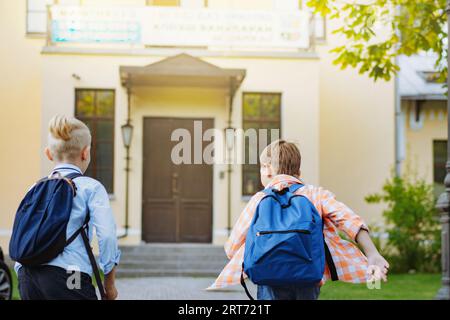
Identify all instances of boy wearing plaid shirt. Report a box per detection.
[209,140,389,300]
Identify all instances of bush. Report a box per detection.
[365,171,441,273]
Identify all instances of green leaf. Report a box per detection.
[311,0,447,87]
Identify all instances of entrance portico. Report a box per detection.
[119,54,246,243]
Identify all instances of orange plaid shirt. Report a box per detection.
[208,175,369,290]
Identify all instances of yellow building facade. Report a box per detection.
[0,0,401,251]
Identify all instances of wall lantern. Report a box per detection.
[225,126,235,151]
[121,122,134,149]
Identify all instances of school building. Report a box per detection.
[0,0,446,251]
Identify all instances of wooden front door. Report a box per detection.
[142,117,213,243]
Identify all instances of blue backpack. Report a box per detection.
[241,184,338,300]
[9,171,106,299]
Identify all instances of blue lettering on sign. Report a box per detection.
[51,20,141,44]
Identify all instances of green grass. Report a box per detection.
[11,270,20,300]
[319,273,441,300]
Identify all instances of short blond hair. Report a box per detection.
[48,115,91,161]
[260,140,301,177]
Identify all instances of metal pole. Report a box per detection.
[124,86,131,237]
[227,160,232,236]
[124,145,130,238]
[227,80,235,237]
[119,86,132,239]
[435,0,450,300]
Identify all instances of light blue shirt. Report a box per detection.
[15,163,121,276]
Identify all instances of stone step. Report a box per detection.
[120,258,227,264]
[117,244,228,278]
[119,245,225,255]
[119,260,227,269]
[120,253,227,261]
[116,268,222,278]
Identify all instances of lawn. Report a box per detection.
[319,273,441,300]
[11,270,19,300]
[10,272,441,300]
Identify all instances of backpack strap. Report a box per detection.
[65,172,83,180]
[66,212,106,300]
[288,182,339,281]
[79,214,107,300]
[65,172,82,197]
[62,172,107,300]
[61,172,84,247]
[261,183,305,209]
[261,183,304,196]
[322,220,339,281]
[288,183,303,194]
[240,264,255,300]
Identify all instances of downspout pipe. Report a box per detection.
[394,57,404,177]
[226,78,236,237]
[394,5,404,177]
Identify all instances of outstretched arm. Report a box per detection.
[356,229,389,282]
[88,183,121,300]
[319,187,389,281]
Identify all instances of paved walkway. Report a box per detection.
[116,277,257,300]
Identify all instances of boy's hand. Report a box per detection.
[104,267,118,300]
[367,253,389,282]
[356,230,389,282]
[105,283,118,300]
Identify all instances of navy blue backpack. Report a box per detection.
[241,184,338,300]
[9,171,106,299]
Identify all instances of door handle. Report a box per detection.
[172,173,179,194]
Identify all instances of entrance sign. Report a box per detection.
[50,6,141,44]
[50,6,310,49]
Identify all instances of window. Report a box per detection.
[434,140,447,198]
[300,0,326,41]
[274,0,327,41]
[418,71,441,84]
[147,0,180,6]
[147,0,206,6]
[27,0,53,34]
[313,15,326,41]
[75,89,115,194]
[242,93,281,196]
[180,0,206,7]
[27,0,81,35]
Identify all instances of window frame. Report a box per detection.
[146,0,180,6]
[74,88,116,195]
[241,91,282,197]
[26,0,53,36]
[433,140,447,184]
[26,0,84,36]
[146,0,208,7]
[298,0,327,42]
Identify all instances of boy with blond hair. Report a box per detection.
[12,115,120,300]
[210,140,388,300]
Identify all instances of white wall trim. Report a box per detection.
[42,46,320,60]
